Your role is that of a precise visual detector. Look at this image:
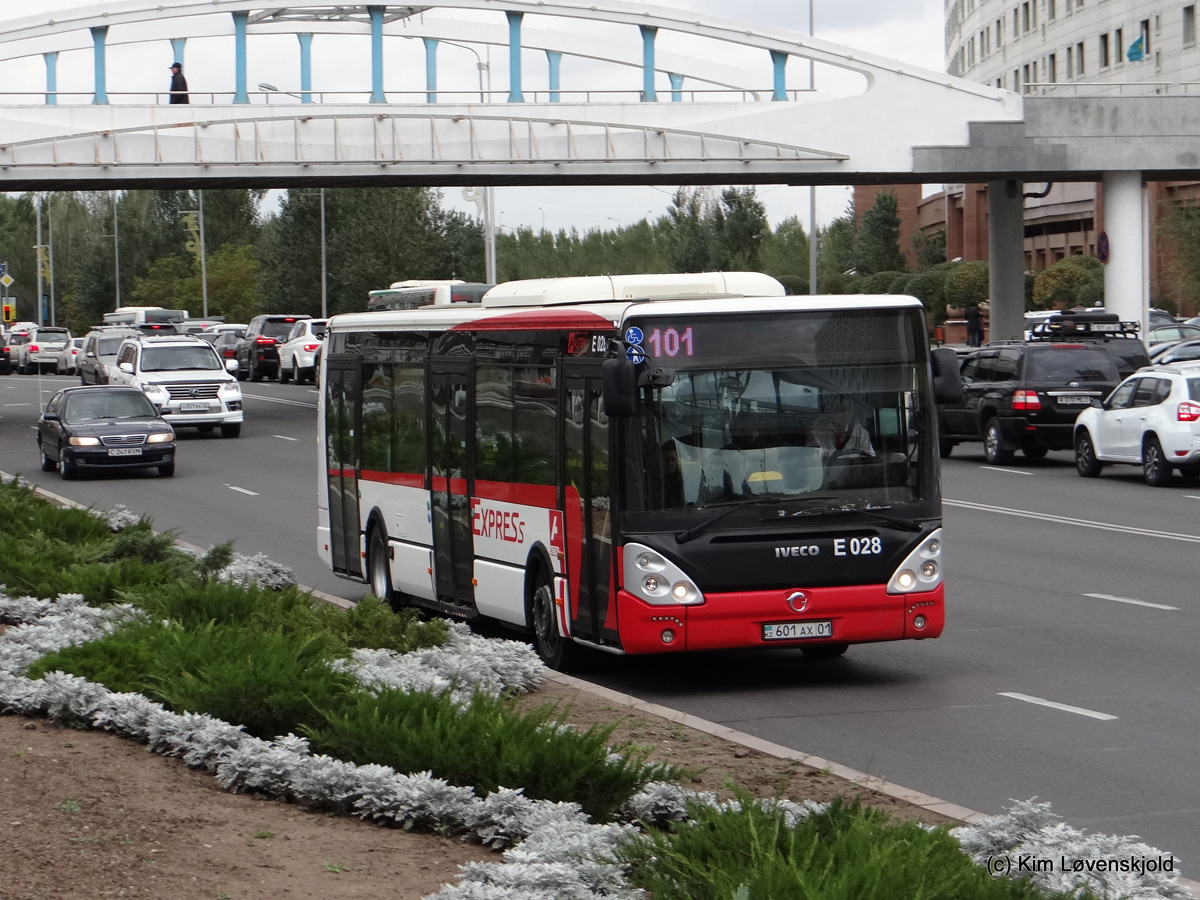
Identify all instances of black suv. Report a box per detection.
[1027,311,1151,378]
[938,342,1122,464]
[234,314,310,382]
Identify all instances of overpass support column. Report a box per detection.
[669,72,683,102]
[423,38,438,103]
[507,12,524,102]
[232,12,249,103]
[987,180,1025,341]
[43,52,57,105]
[170,38,186,70]
[297,34,313,103]
[770,50,787,100]
[90,26,108,105]
[369,6,385,103]
[546,51,561,102]
[1102,171,1150,332]
[640,26,657,101]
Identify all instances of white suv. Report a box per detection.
[277,318,326,384]
[1073,361,1200,486]
[110,335,244,437]
[18,326,72,374]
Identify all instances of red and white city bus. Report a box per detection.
[317,272,962,668]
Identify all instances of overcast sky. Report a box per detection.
[2,1,946,233]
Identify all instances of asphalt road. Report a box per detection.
[3,371,1198,864]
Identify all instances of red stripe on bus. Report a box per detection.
[360,469,425,489]
[474,480,558,508]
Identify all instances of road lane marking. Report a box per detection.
[945,498,1200,544]
[239,392,317,409]
[979,466,1033,475]
[998,692,1118,721]
[225,484,259,496]
[1186,495,1200,501]
[1084,592,1178,610]
[272,434,299,441]
[3,402,32,407]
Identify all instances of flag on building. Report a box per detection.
[1127,35,1146,61]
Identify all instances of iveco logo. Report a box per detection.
[785,591,809,613]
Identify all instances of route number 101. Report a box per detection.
[646,327,695,359]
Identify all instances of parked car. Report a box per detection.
[1147,323,1200,346]
[277,318,326,384]
[0,333,15,375]
[17,326,72,374]
[234,314,310,382]
[1073,361,1200,486]
[54,338,86,375]
[937,342,1122,463]
[77,328,141,385]
[36,385,176,480]
[200,322,248,336]
[1149,339,1200,366]
[108,334,243,437]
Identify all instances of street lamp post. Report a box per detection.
[113,191,121,308]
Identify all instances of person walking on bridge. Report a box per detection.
[168,63,189,104]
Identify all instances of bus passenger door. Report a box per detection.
[563,369,616,644]
[325,359,362,578]
[430,365,475,605]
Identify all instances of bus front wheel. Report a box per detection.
[530,571,578,671]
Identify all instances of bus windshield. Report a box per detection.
[622,307,937,523]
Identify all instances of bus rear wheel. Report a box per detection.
[530,571,578,671]
[367,527,394,607]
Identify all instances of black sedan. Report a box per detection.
[37,385,177,480]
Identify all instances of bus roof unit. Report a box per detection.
[480,272,786,308]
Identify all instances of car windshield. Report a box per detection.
[63,392,157,423]
[141,346,222,371]
[1025,348,1116,381]
[311,323,327,339]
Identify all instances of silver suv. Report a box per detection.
[17,326,72,374]
[109,335,244,437]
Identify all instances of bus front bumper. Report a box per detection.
[614,584,944,654]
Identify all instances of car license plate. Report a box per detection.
[108,447,143,457]
[762,620,833,641]
[179,401,211,412]
[1057,395,1093,405]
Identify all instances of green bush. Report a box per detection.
[621,796,1089,900]
[859,270,907,294]
[944,260,990,309]
[304,688,677,822]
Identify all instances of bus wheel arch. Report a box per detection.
[524,548,577,670]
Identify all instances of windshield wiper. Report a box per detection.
[782,501,925,533]
[675,495,834,544]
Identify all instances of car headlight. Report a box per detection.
[218,381,241,396]
[146,432,173,444]
[142,384,169,400]
[623,543,704,606]
[887,529,944,594]
[68,436,101,446]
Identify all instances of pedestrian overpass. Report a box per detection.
[0,0,1192,339]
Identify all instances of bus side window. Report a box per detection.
[361,364,393,474]
[393,367,426,476]
[514,365,556,485]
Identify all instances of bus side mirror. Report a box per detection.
[602,357,638,417]
[930,347,964,404]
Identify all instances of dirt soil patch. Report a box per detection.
[0,668,960,900]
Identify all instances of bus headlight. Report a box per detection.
[887,528,944,594]
[624,543,704,606]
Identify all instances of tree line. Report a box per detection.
[4,184,1188,334]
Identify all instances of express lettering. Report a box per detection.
[472,504,526,543]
